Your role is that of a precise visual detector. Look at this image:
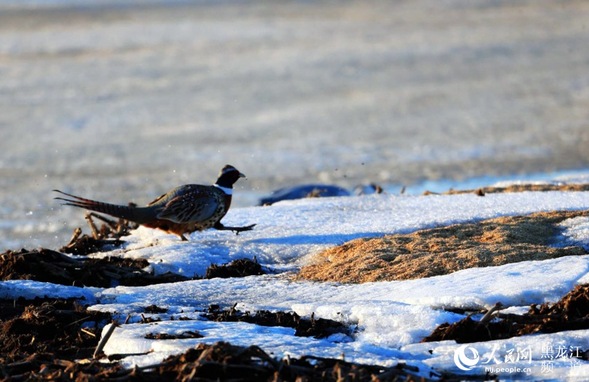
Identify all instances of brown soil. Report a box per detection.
[298,210,589,283]
[0,248,189,287]
[204,258,265,279]
[204,305,351,339]
[423,284,589,347]
[0,298,111,368]
[0,248,264,288]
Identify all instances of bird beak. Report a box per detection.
[239,172,246,179]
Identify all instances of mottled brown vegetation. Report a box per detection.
[0,299,428,381]
[298,210,589,283]
[424,284,589,346]
[204,304,351,339]
[0,248,188,287]
[204,257,265,279]
[0,298,110,364]
[434,183,589,196]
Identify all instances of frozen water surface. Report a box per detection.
[1,0,589,249]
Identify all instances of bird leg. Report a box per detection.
[213,222,256,235]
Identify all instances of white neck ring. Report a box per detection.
[214,185,233,195]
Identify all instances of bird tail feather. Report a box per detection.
[53,190,153,224]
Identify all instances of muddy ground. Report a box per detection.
[1,184,589,380]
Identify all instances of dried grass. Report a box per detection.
[297,209,589,283]
[431,183,589,195]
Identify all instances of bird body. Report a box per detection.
[55,165,255,240]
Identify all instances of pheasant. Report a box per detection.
[54,164,255,241]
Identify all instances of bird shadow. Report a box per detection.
[247,232,385,246]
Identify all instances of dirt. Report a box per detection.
[204,305,352,339]
[0,248,189,287]
[298,209,589,283]
[204,258,265,279]
[7,291,588,381]
[423,284,589,349]
[0,298,111,369]
[144,331,203,340]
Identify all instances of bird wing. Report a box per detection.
[155,186,221,224]
[147,192,168,206]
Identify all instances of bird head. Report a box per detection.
[215,165,246,189]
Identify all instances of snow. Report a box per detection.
[559,217,589,251]
[3,186,589,380]
[0,280,99,303]
[100,191,589,277]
